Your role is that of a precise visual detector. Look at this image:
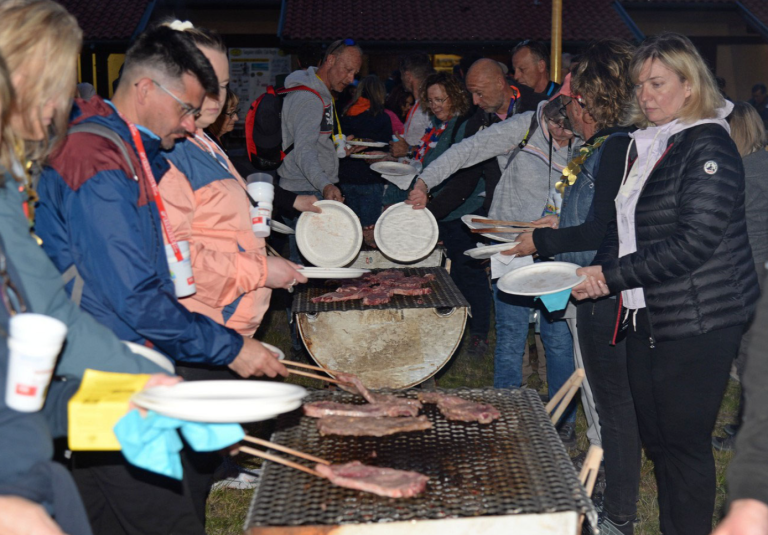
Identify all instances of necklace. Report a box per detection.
[556,136,608,194]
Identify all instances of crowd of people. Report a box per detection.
[1,1,768,534]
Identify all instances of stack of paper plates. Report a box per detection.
[130,380,306,423]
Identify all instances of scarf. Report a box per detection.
[413,120,448,162]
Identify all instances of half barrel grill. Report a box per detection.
[292,267,470,389]
[245,388,597,534]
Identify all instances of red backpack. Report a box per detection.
[244,85,323,170]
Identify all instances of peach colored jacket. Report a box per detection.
[159,130,270,336]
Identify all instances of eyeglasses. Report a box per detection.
[225,108,238,118]
[151,80,202,119]
[325,38,356,58]
[546,116,572,132]
[427,96,450,107]
[562,95,586,109]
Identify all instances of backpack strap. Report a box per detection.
[504,112,539,170]
[61,123,139,305]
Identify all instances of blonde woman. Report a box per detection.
[0,2,178,534]
[573,33,759,534]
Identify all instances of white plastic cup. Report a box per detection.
[165,240,196,298]
[5,313,68,412]
[333,133,348,158]
[247,178,275,238]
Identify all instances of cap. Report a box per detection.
[551,72,579,101]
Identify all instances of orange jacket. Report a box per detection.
[159,130,270,336]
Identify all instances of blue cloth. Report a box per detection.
[537,289,572,313]
[114,409,244,480]
[35,96,243,369]
[492,282,576,423]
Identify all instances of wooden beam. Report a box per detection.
[551,0,563,84]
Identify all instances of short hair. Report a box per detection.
[752,83,766,94]
[625,33,724,128]
[727,101,767,157]
[571,39,635,130]
[120,24,218,95]
[0,0,82,165]
[344,75,386,116]
[399,52,434,82]
[162,21,226,54]
[512,40,550,72]
[321,39,363,65]
[420,71,470,118]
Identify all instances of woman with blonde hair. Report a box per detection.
[573,33,759,535]
[0,2,178,534]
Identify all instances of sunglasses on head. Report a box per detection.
[326,38,356,57]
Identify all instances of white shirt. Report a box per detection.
[403,102,431,146]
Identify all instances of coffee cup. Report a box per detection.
[333,134,348,158]
[5,313,68,412]
[165,240,196,298]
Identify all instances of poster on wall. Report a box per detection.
[229,48,292,124]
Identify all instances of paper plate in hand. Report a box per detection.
[460,214,521,243]
[130,381,307,423]
[261,342,285,360]
[374,202,439,263]
[347,140,388,147]
[270,220,295,234]
[297,267,370,279]
[497,261,585,296]
[370,162,418,176]
[123,341,175,374]
[296,200,362,267]
[464,242,519,260]
[350,153,388,159]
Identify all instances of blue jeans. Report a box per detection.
[339,183,385,227]
[492,282,576,423]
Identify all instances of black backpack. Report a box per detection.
[244,84,323,171]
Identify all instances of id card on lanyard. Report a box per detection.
[119,114,184,262]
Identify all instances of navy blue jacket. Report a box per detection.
[36,97,243,366]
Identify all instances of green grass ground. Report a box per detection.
[206,306,740,534]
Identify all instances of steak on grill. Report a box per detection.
[315,461,429,498]
[366,392,423,409]
[316,415,433,437]
[417,392,501,424]
[303,401,419,418]
[362,289,392,306]
[311,269,435,305]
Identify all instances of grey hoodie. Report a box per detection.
[419,101,581,223]
[278,67,338,193]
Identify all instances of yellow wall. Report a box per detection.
[107,54,125,98]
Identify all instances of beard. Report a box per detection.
[161,128,190,150]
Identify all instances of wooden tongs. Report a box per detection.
[282,360,344,385]
[239,435,328,478]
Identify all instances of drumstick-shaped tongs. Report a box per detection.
[471,218,542,228]
[281,360,345,385]
[239,435,329,478]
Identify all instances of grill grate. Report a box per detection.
[245,388,596,529]
[291,267,469,314]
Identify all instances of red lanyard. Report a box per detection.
[120,114,183,262]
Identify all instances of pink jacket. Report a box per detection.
[160,130,271,336]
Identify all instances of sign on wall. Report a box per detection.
[229,48,292,124]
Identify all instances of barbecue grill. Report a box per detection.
[292,267,469,389]
[245,387,597,534]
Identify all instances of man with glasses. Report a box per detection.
[407,94,581,446]
[512,40,560,98]
[278,38,362,206]
[35,25,287,535]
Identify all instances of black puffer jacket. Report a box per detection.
[594,123,759,342]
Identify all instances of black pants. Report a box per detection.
[438,218,491,339]
[627,310,741,535]
[577,298,641,523]
[71,447,218,535]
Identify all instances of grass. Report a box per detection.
[206,305,741,534]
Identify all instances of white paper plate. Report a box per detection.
[138,380,306,403]
[130,393,303,423]
[297,267,370,279]
[347,140,388,147]
[123,341,175,374]
[296,200,363,267]
[270,220,295,234]
[261,342,285,360]
[464,242,519,260]
[374,202,439,263]
[350,153,388,160]
[497,261,586,296]
[460,214,521,243]
[370,162,418,176]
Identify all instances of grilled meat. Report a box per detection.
[315,461,429,498]
[303,401,419,418]
[417,392,501,424]
[316,415,433,437]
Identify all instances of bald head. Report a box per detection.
[465,58,513,114]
